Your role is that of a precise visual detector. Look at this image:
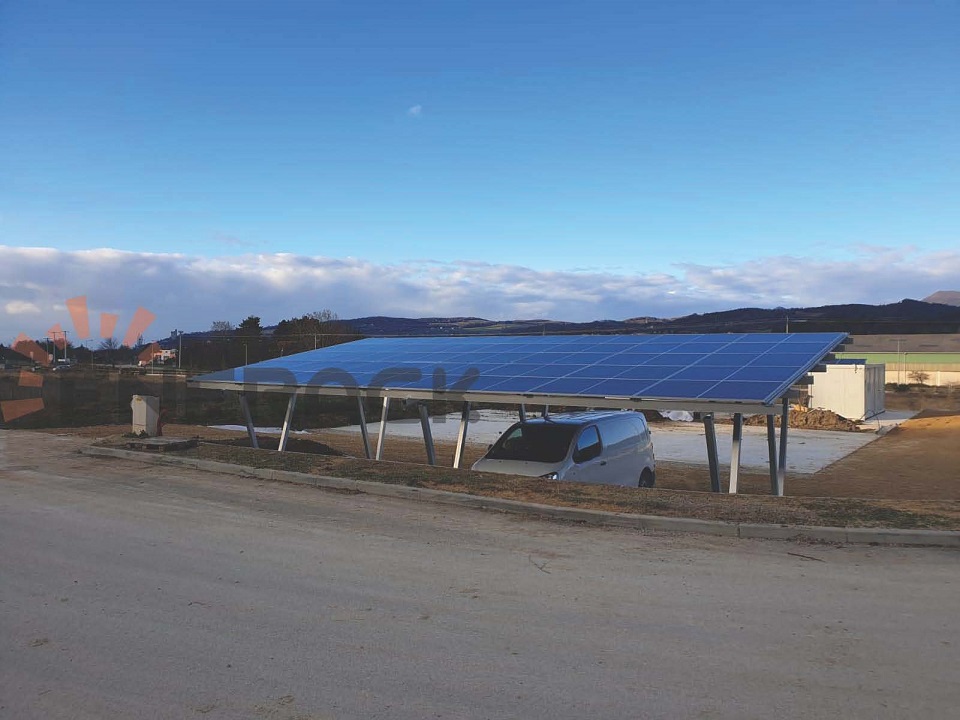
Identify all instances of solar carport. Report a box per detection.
[189,333,848,496]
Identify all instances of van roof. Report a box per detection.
[520,410,640,426]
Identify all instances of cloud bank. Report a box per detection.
[1,245,957,343]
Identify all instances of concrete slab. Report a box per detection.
[326,408,917,475]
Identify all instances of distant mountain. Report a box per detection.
[924,291,960,307]
[161,299,960,346]
[346,316,638,337]
[651,299,960,334]
[340,300,960,337]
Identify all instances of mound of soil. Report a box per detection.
[740,408,861,432]
[208,435,344,456]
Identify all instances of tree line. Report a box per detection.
[181,310,362,370]
[3,310,362,372]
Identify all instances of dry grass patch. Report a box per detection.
[88,430,960,531]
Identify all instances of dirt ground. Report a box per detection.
[44,407,960,503]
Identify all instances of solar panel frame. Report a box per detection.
[189,332,847,410]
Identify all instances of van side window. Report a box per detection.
[573,426,602,463]
[600,417,635,447]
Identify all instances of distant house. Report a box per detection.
[0,347,32,370]
[0,348,33,370]
[137,348,177,367]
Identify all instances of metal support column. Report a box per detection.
[278,394,298,453]
[541,404,550,418]
[453,401,471,469]
[238,393,259,449]
[703,412,721,493]
[766,414,779,495]
[519,404,527,422]
[776,397,789,497]
[728,412,743,494]
[375,397,391,461]
[418,402,436,466]
[356,396,372,459]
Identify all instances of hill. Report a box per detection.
[924,291,960,307]
[345,300,960,337]
[158,299,960,347]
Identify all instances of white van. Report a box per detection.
[471,410,656,488]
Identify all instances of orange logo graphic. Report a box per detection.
[2,296,156,422]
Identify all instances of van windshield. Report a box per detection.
[485,423,578,463]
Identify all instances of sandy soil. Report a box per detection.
[17,429,955,529]
[41,410,960,502]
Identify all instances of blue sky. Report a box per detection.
[1,1,959,339]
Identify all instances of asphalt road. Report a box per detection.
[1,430,958,719]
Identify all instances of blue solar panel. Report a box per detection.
[698,381,785,401]
[580,378,658,397]
[671,365,738,382]
[478,376,544,392]
[615,365,686,380]
[191,332,846,405]
[728,366,797,382]
[695,353,757,367]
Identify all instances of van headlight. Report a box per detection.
[539,472,559,480]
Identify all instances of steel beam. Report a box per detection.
[542,404,550,418]
[703,412,721,493]
[453,401,471,469]
[418,402,436,466]
[375,396,391,461]
[238,393,259,449]
[766,414,779,495]
[728,412,743,494]
[777,397,789,496]
[191,381,786,417]
[278,394,298,453]
[356,396,371,459]
[519,404,527,422]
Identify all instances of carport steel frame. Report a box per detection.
[198,378,795,496]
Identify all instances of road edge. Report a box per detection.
[78,445,960,548]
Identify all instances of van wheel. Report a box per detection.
[639,469,655,488]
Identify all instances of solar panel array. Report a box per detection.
[193,333,846,405]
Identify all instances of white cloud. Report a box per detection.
[407,104,423,117]
[4,300,42,315]
[0,244,957,343]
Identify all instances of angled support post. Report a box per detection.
[776,397,789,496]
[703,412,721,493]
[356,396,372,460]
[278,394,298,453]
[728,412,743,494]
[453,401,471,469]
[238,393,259,449]
[766,414,779,495]
[418,402,436,466]
[375,396,391,461]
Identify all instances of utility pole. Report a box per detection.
[50,329,69,362]
[172,330,184,369]
[894,337,904,384]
